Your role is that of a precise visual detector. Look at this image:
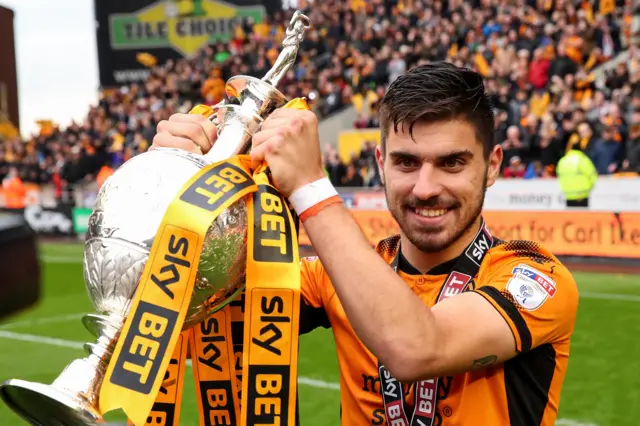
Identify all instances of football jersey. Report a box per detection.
[299,230,579,426]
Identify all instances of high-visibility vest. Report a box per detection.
[556,150,598,200]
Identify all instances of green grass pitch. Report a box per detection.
[0,242,638,425]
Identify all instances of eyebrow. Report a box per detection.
[388,149,475,162]
[437,149,475,162]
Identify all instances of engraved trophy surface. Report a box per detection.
[0,11,312,426]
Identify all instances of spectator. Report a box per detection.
[557,148,598,208]
[342,162,364,187]
[3,0,635,196]
[501,126,525,167]
[566,122,596,155]
[524,160,544,179]
[324,146,346,187]
[2,166,26,208]
[622,110,640,173]
[504,156,527,178]
[590,126,624,174]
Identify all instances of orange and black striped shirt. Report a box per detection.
[299,232,579,425]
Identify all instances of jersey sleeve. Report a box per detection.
[298,256,332,334]
[473,243,579,353]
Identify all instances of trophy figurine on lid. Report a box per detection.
[0,10,312,426]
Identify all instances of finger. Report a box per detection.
[152,133,202,155]
[252,126,283,149]
[164,121,213,153]
[169,114,217,151]
[262,112,310,133]
[267,107,297,119]
[260,116,295,131]
[156,120,169,133]
[250,142,269,171]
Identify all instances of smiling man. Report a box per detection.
[153,62,579,426]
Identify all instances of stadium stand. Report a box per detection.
[0,0,637,203]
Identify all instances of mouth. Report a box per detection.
[408,206,455,224]
[413,207,449,218]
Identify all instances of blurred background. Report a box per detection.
[0,0,638,425]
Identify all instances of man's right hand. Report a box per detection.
[151,113,218,155]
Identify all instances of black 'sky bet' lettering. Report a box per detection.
[246,365,290,426]
[199,380,236,426]
[253,186,293,263]
[144,353,180,425]
[158,359,179,396]
[180,162,252,212]
[246,294,293,426]
[198,317,225,372]
[110,302,178,394]
[251,296,291,356]
[363,374,454,425]
[361,374,410,396]
[197,316,236,425]
[151,234,191,300]
[144,402,175,426]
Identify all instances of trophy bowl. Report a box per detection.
[83,146,249,331]
[0,11,312,426]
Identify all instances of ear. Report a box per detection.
[486,145,503,187]
[375,144,385,186]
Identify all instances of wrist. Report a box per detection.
[289,176,342,223]
[289,169,327,196]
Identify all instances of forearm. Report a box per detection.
[302,203,441,377]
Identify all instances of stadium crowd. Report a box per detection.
[0,0,637,199]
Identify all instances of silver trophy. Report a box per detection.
[0,11,312,426]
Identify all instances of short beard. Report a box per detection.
[385,178,487,254]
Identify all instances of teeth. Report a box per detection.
[415,208,447,217]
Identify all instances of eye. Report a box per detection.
[442,157,465,170]
[397,157,417,169]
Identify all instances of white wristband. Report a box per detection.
[289,177,339,216]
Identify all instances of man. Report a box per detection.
[152,63,579,425]
[556,148,597,208]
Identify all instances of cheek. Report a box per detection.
[385,171,415,200]
[450,169,484,201]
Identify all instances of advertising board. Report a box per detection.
[0,206,75,237]
[94,0,267,87]
[298,210,640,260]
[338,178,640,212]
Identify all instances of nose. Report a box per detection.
[412,163,444,201]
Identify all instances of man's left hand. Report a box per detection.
[251,108,325,197]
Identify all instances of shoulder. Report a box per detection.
[473,239,579,351]
[478,239,579,312]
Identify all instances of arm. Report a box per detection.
[146,111,333,338]
[248,107,577,382]
[302,202,516,382]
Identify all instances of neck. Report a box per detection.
[399,216,483,274]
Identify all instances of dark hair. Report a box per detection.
[378,62,495,158]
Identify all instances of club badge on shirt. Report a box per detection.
[507,264,556,311]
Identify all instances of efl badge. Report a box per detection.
[507,264,556,311]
